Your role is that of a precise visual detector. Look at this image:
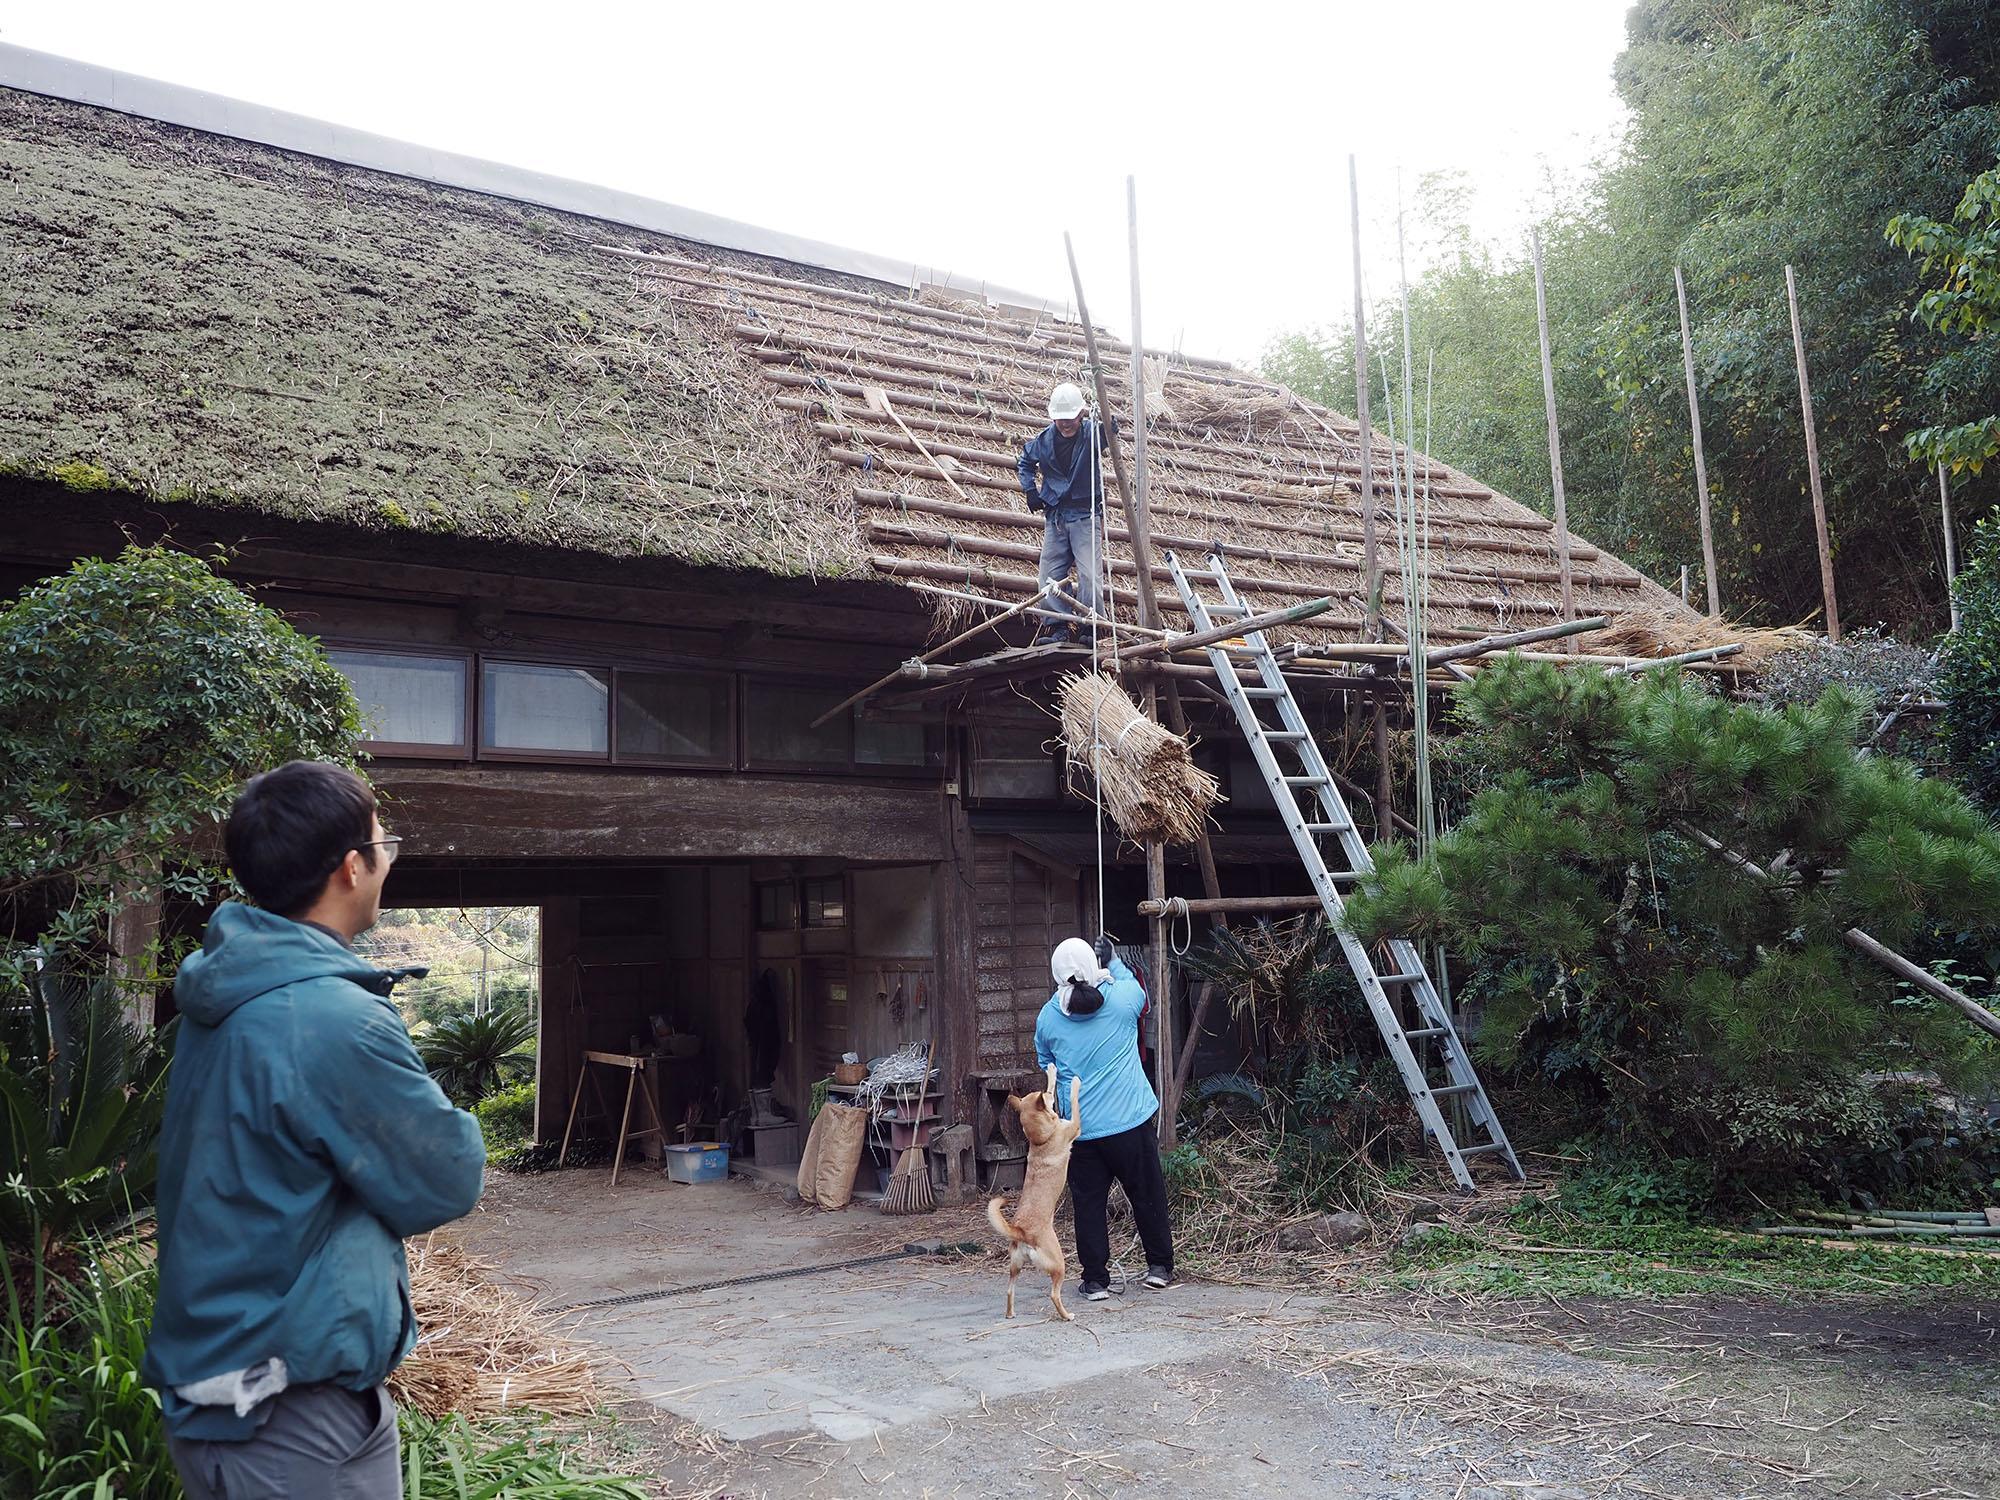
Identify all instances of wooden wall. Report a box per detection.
[972,836,1081,1076]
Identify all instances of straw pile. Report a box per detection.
[1590,606,1815,669]
[1058,671,1222,845]
[388,1237,598,1418]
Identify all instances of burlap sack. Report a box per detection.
[794,1101,868,1209]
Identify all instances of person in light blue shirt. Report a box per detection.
[1035,936,1176,1298]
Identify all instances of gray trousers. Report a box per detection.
[170,1384,400,1499]
[1037,507,1102,622]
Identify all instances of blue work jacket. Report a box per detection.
[1017,417,1113,513]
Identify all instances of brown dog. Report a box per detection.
[985,1064,1083,1321]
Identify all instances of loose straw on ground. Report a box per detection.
[1058,671,1221,846]
[389,1237,599,1418]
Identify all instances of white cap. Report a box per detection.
[1048,382,1087,421]
[1051,937,1108,988]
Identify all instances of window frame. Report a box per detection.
[324,641,474,759]
[610,664,739,770]
[475,656,615,764]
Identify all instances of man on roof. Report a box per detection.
[1017,381,1114,645]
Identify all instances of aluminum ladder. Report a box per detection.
[1165,549,1523,1190]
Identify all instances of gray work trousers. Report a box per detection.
[169,1384,400,1499]
[1037,506,1102,623]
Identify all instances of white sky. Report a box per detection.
[4,1,1632,364]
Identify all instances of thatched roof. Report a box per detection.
[0,75,1695,646]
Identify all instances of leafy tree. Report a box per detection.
[0,545,359,1245]
[1941,513,2000,809]
[1345,657,2000,1195]
[1269,1,2000,632]
[1887,156,2000,474]
[418,1007,536,1106]
[0,544,361,1002]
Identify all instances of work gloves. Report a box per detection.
[1093,933,1117,968]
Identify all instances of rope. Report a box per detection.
[1160,896,1195,956]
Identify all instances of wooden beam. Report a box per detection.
[1785,264,1841,642]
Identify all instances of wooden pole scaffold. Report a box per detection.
[1350,157,1397,836]
[1530,228,1578,629]
[1785,263,1841,643]
[1940,462,1961,632]
[1674,266,1723,618]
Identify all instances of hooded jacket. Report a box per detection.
[143,902,486,1440]
[1034,956,1157,1141]
[1017,417,1112,513]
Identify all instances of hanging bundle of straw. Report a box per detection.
[388,1238,599,1418]
[1058,671,1222,846]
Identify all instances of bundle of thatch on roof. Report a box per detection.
[388,1238,598,1418]
[1590,608,1815,669]
[1059,671,1222,845]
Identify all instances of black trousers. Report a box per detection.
[1068,1117,1174,1284]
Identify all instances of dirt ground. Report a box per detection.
[447,1168,2000,1500]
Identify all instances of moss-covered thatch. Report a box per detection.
[0,88,862,577]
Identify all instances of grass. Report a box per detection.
[3,1230,656,1500]
[1388,1193,2000,1299]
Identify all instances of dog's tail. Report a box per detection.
[986,1194,1029,1244]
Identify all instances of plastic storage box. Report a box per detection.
[663,1143,730,1184]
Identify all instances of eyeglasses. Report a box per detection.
[353,835,403,867]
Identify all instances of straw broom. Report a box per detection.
[880,1037,936,1215]
[1058,671,1222,846]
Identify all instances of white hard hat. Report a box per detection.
[1048,382,1087,421]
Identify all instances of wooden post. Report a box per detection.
[1785,264,1841,642]
[1674,267,1722,617]
[1940,462,1961,632]
[1530,229,1577,627]
[1680,564,1691,605]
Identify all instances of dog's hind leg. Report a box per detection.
[1005,1263,1018,1319]
[1048,1270,1072,1322]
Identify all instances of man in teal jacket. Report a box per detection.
[145,761,486,1499]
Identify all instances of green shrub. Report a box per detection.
[473,1082,536,1152]
[1346,657,2000,1201]
[418,1008,536,1106]
[0,965,174,1253]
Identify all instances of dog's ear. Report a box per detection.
[1004,1092,1022,1109]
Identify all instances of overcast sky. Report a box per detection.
[5,2,1633,364]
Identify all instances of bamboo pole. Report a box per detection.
[1427,614,1610,666]
[808,585,1050,728]
[1683,826,2000,1041]
[1785,264,1841,642]
[1062,233,1162,635]
[1115,596,1337,663]
[1940,462,1961,631]
[1350,157,1379,640]
[1349,158,1397,837]
[1674,267,1722,617]
[1530,229,1577,628]
[1140,895,1328,917]
[1125,184,1177,1148]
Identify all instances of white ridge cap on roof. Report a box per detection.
[0,42,1058,313]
